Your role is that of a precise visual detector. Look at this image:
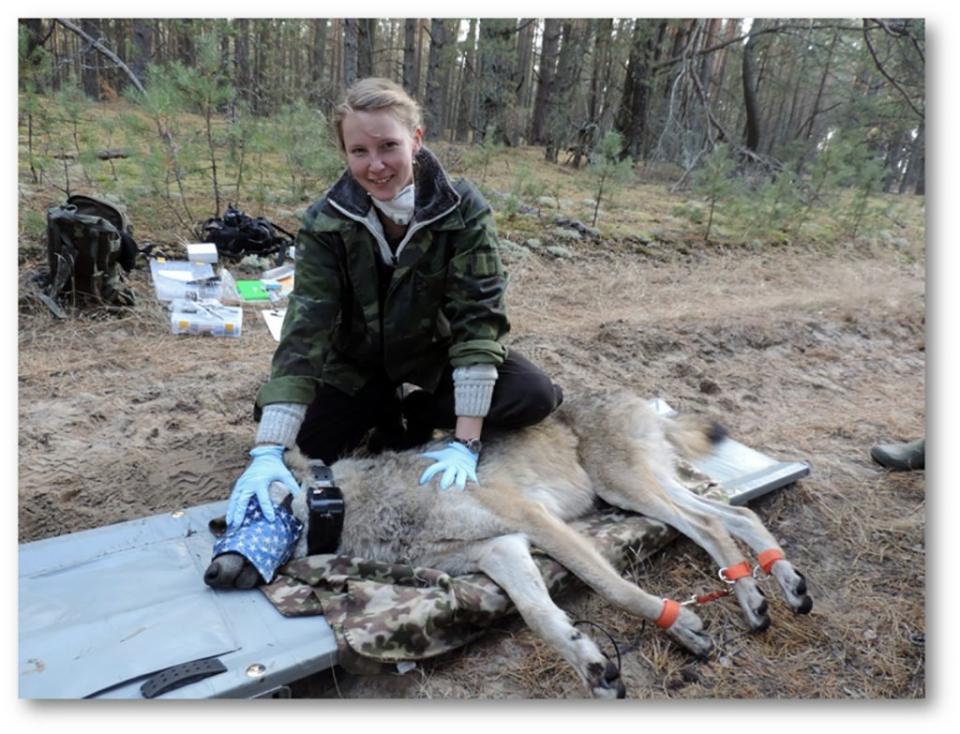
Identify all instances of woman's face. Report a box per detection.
[341,109,423,201]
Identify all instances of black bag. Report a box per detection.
[200,204,295,261]
[45,194,139,307]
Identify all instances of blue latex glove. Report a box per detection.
[227,445,300,528]
[418,441,479,491]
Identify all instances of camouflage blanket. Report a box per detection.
[259,461,727,674]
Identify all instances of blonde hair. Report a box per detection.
[333,77,422,152]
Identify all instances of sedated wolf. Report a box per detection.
[206,389,812,698]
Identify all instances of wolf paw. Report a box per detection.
[666,606,714,659]
[586,660,626,699]
[771,562,813,614]
[734,578,771,632]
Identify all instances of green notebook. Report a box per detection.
[236,279,270,301]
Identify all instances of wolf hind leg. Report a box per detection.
[586,453,772,631]
[660,480,813,615]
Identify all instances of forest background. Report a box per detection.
[17,17,924,244]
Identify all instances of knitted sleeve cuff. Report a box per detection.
[453,364,498,417]
[255,402,308,449]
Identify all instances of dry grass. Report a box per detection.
[18,103,925,700]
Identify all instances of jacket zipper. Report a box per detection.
[327,197,462,368]
[328,198,459,269]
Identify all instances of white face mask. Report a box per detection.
[370,184,415,225]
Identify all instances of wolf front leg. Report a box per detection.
[479,492,714,659]
[469,533,626,699]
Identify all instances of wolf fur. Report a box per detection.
[206,389,812,698]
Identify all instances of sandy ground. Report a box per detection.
[18,228,925,699]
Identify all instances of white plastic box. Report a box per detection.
[150,259,222,302]
[169,299,242,338]
[185,243,219,264]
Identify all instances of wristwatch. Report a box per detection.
[453,436,482,454]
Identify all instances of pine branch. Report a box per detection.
[54,18,146,95]
[862,19,924,120]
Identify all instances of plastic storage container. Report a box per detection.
[150,259,222,301]
[185,243,219,263]
[169,299,242,337]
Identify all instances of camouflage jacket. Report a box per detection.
[256,147,510,411]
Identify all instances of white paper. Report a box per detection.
[261,308,287,342]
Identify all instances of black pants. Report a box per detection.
[295,351,563,464]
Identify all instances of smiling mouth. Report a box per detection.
[370,175,393,185]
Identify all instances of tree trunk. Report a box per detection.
[149,19,161,68]
[357,19,375,79]
[598,18,631,133]
[803,28,839,141]
[545,19,586,163]
[698,18,722,103]
[394,19,405,80]
[252,21,266,114]
[81,19,101,99]
[424,18,447,139]
[783,26,811,145]
[515,19,536,110]
[476,19,517,145]
[455,18,478,142]
[234,19,250,106]
[530,17,561,145]
[741,19,763,153]
[416,19,428,99]
[179,19,195,67]
[218,21,231,81]
[615,20,658,161]
[440,20,456,137]
[710,19,740,138]
[331,19,342,90]
[19,19,49,91]
[900,123,925,195]
[641,20,669,159]
[311,19,328,98]
[402,18,419,95]
[105,20,124,92]
[589,19,612,124]
[882,129,908,193]
[343,19,359,89]
[20,19,46,62]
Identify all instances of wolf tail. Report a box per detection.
[664,414,727,459]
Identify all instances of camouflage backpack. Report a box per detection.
[45,194,138,308]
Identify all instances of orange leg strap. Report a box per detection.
[757,548,785,575]
[655,599,681,629]
[720,560,753,582]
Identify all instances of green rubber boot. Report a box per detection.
[870,438,925,471]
